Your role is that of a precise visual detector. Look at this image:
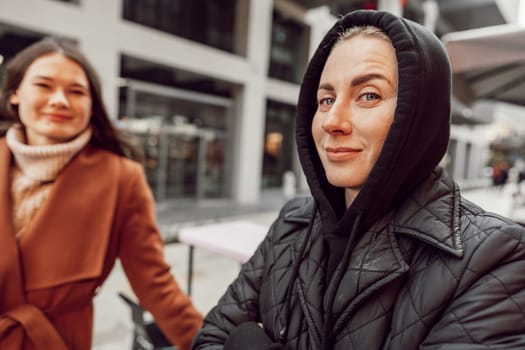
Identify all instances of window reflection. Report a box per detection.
[122,0,238,53]
[268,10,309,83]
[262,100,295,188]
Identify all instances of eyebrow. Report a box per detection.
[317,83,334,92]
[350,73,390,87]
[317,73,393,92]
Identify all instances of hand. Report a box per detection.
[224,322,287,350]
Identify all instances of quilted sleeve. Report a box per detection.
[191,221,275,349]
[420,223,525,349]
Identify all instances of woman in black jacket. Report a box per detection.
[192,10,525,350]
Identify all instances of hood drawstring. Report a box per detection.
[279,201,319,345]
[321,213,363,350]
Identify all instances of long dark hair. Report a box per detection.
[0,37,142,161]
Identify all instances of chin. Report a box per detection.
[326,175,361,189]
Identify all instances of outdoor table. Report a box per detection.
[176,220,268,296]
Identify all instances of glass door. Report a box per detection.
[119,79,232,201]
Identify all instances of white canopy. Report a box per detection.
[442,24,525,107]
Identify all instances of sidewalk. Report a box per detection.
[155,188,289,241]
[462,182,525,223]
[92,184,523,349]
[92,190,287,350]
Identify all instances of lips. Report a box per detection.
[43,113,72,122]
[325,146,361,161]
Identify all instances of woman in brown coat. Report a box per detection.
[0,37,203,350]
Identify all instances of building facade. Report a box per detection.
[0,0,495,205]
[0,0,318,203]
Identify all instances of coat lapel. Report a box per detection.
[0,139,26,309]
[0,140,15,237]
[393,169,463,258]
[325,218,409,336]
[17,145,120,290]
[294,213,410,344]
[293,220,325,347]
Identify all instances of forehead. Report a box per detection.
[324,34,398,77]
[23,53,89,83]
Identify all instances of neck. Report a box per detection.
[345,188,359,208]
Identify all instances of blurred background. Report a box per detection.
[2,0,525,207]
[2,1,525,348]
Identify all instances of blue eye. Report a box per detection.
[319,97,335,106]
[362,92,380,101]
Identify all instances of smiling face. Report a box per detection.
[9,53,92,146]
[312,33,398,206]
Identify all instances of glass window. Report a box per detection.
[122,0,238,53]
[119,55,233,200]
[268,10,309,84]
[0,23,45,83]
[0,23,46,133]
[120,89,230,200]
[120,55,232,98]
[262,100,295,188]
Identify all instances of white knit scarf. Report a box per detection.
[6,124,92,236]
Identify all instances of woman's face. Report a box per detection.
[312,34,398,205]
[9,53,92,145]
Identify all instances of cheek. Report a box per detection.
[381,113,394,139]
[15,90,34,107]
[77,99,93,118]
[16,94,39,119]
[311,114,324,149]
[377,123,392,142]
[369,118,393,155]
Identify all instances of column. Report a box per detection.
[81,41,121,119]
[231,0,273,203]
[80,0,122,119]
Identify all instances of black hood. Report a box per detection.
[295,10,451,235]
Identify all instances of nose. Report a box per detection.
[49,89,69,108]
[322,102,352,135]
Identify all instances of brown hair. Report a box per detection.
[0,37,142,161]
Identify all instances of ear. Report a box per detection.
[9,92,19,106]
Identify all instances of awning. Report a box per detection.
[442,24,525,107]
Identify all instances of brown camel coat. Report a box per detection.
[0,139,203,350]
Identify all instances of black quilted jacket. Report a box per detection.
[193,9,525,349]
[193,169,525,349]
